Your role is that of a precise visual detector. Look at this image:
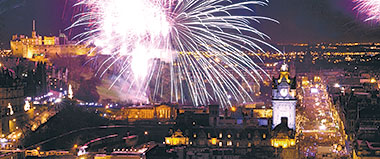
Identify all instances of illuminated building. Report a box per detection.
[123,104,175,122]
[170,104,275,158]
[48,67,69,91]
[252,108,272,118]
[0,68,24,134]
[272,64,297,129]
[165,130,189,146]
[270,117,297,159]
[270,118,296,149]
[187,127,270,148]
[271,138,296,149]
[243,102,273,119]
[177,105,206,114]
[10,20,94,60]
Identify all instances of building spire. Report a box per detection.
[32,20,37,38]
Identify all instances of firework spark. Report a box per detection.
[70,0,279,106]
[354,0,380,22]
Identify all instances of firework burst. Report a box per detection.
[70,0,279,107]
[354,0,380,22]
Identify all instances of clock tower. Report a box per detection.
[272,64,297,130]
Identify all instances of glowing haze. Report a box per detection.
[354,0,380,22]
[71,0,279,106]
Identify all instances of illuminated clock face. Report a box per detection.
[280,88,288,97]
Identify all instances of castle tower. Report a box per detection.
[32,20,37,38]
[272,64,297,130]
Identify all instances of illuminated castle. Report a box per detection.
[10,20,94,60]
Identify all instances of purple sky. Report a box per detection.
[257,0,380,43]
[0,0,380,48]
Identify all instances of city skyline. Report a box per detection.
[0,0,379,158]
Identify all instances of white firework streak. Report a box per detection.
[354,0,380,22]
[69,0,280,107]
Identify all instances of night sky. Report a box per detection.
[257,0,380,43]
[1,0,380,48]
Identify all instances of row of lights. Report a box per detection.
[113,148,139,152]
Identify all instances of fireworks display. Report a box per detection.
[353,0,380,22]
[70,0,279,106]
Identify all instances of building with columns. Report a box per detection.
[122,104,176,122]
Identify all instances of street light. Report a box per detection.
[370,78,376,84]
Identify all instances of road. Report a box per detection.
[297,76,347,158]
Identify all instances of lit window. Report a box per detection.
[237,142,240,147]
[227,134,231,139]
[210,138,217,145]
[248,133,251,138]
[263,134,266,139]
[193,134,197,138]
[219,141,223,147]
[248,143,252,147]
[219,133,223,138]
[227,141,232,146]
